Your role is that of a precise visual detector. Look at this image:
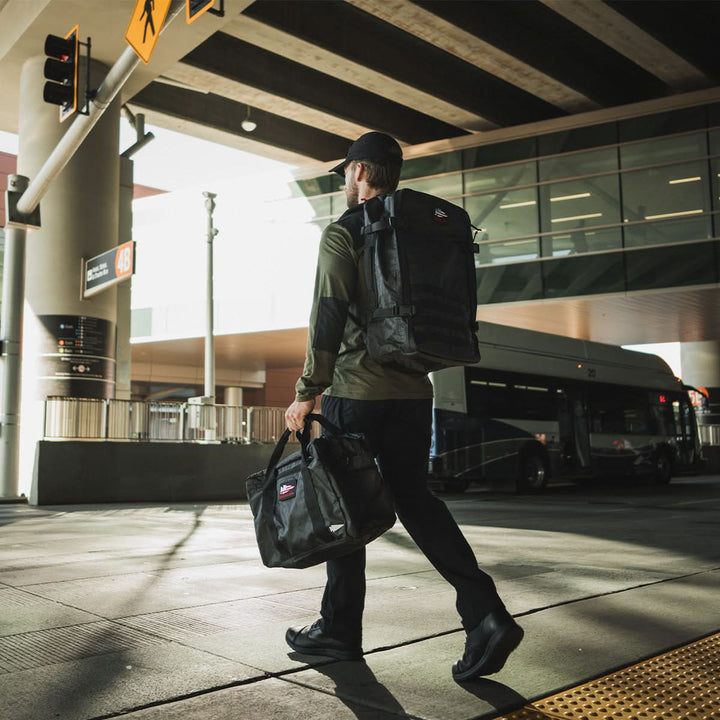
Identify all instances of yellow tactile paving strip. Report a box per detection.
[498,633,719,720]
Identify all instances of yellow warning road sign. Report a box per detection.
[125,0,172,64]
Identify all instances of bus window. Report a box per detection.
[672,401,682,438]
[469,378,553,420]
[512,384,554,420]
[590,387,650,434]
[468,379,510,418]
[649,398,675,435]
[589,386,625,432]
[623,401,650,434]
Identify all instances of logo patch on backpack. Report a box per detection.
[279,482,296,500]
[433,207,449,223]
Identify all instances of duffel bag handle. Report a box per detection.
[263,428,296,490]
[262,413,342,489]
[304,413,342,436]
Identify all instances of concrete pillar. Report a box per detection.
[680,340,720,421]
[680,341,720,388]
[17,55,121,496]
[116,156,134,400]
[225,387,243,406]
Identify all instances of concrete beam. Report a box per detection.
[223,14,493,133]
[241,0,564,128]
[541,0,710,92]
[131,360,265,387]
[349,0,598,114]
[160,62,372,143]
[176,32,468,146]
[129,81,352,162]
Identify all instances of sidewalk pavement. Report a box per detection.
[0,483,718,720]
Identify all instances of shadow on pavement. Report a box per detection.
[32,504,208,719]
[305,658,410,719]
[458,677,528,716]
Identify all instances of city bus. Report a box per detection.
[429,322,704,493]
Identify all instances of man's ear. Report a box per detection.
[353,161,367,181]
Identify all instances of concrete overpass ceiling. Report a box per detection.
[174,31,467,143]
[2,0,717,167]
[606,1,720,85]
[121,0,718,166]
[418,0,671,107]
[476,287,720,348]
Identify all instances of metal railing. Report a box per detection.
[698,424,720,447]
[42,398,315,444]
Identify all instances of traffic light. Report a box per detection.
[186,0,215,23]
[43,25,79,121]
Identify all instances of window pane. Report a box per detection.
[401,151,461,181]
[589,385,625,433]
[402,173,463,200]
[538,123,617,156]
[464,161,536,194]
[622,396,651,435]
[621,160,711,240]
[292,175,342,198]
[307,195,332,219]
[476,263,542,304]
[463,137,536,171]
[465,187,538,242]
[330,191,346,217]
[539,175,621,233]
[709,129,720,156]
[624,216,712,248]
[476,237,539,265]
[619,107,707,144]
[542,253,625,297]
[538,147,617,182]
[712,157,720,236]
[541,226,622,257]
[625,242,717,291]
[467,380,510,419]
[620,132,707,169]
[512,384,554,420]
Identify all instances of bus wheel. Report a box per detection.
[652,449,673,485]
[516,451,548,493]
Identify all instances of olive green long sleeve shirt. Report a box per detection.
[295,206,432,402]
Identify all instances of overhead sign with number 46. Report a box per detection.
[83,241,136,298]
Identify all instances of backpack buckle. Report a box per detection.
[374,304,415,318]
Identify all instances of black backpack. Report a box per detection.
[361,188,480,373]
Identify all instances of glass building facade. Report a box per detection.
[290,102,720,306]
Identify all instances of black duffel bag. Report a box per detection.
[246,413,396,569]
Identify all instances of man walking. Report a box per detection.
[284,132,523,681]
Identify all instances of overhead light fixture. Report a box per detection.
[668,176,701,184]
[241,106,257,132]
[550,192,591,202]
[551,212,602,223]
[644,209,703,220]
[499,200,536,209]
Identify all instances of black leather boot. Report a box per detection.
[286,620,363,661]
[452,608,524,681]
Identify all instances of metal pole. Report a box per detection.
[0,177,28,499]
[16,0,185,216]
[0,1,185,498]
[203,192,217,402]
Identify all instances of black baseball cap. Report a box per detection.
[330,132,403,176]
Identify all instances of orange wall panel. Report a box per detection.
[264,366,304,408]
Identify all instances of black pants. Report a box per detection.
[320,396,503,645]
